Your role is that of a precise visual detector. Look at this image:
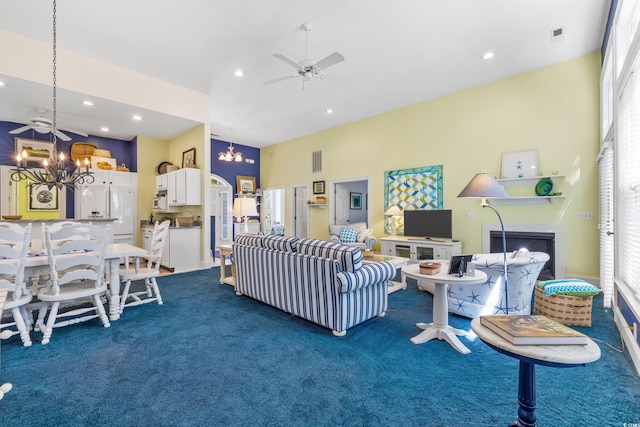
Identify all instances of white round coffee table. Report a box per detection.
[402,262,487,354]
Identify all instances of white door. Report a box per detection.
[210,175,232,248]
[334,184,349,225]
[293,186,308,238]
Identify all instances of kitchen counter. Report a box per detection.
[140,220,202,228]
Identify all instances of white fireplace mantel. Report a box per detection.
[482,222,566,279]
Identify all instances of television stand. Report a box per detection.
[380,236,462,263]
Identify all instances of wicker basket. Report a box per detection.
[176,216,193,227]
[533,286,593,326]
[70,143,97,162]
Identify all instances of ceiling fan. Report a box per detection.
[9,109,88,141]
[265,23,346,89]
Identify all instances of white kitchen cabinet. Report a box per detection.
[380,236,462,263]
[161,227,201,272]
[166,168,201,206]
[142,225,153,253]
[156,174,168,192]
[88,170,135,187]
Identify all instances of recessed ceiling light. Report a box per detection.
[326,108,333,114]
[132,115,142,121]
[100,127,109,132]
[234,69,244,77]
[0,81,6,87]
[482,51,494,60]
[82,100,94,106]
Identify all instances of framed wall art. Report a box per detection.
[182,147,196,168]
[313,180,325,194]
[350,192,362,210]
[384,165,444,234]
[236,175,256,194]
[29,183,58,210]
[501,149,539,179]
[15,138,54,163]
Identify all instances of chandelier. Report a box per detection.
[10,0,93,191]
[218,128,243,162]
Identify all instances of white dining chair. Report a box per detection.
[37,222,111,345]
[0,222,33,347]
[119,220,170,313]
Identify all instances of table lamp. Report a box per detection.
[384,205,403,235]
[457,171,511,313]
[233,197,258,233]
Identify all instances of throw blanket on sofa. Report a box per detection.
[233,234,395,336]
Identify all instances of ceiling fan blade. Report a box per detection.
[61,128,89,137]
[323,73,353,86]
[263,75,299,85]
[9,125,33,134]
[273,53,301,70]
[314,52,345,70]
[54,129,72,141]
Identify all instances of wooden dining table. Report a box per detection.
[22,243,147,321]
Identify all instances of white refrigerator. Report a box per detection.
[75,172,137,245]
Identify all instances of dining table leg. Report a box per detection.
[108,258,121,321]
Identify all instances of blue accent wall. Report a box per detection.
[1,120,137,217]
[210,138,260,193]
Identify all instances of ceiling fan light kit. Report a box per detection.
[265,22,345,89]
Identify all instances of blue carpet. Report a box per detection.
[1,269,639,426]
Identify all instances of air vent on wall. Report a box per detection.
[312,150,322,173]
[551,26,565,43]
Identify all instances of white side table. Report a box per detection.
[363,254,410,293]
[471,317,601,426]
[402,262,487,354]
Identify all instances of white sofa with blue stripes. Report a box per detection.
[233,234,396,336]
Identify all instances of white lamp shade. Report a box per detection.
[457,172,509,199]
[384,205,403,216]
[233,197,258,217]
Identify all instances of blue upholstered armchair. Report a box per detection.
[329,222,376,250]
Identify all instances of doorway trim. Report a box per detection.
[329,176,371,227]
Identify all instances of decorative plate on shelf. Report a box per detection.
[535,178,554,196]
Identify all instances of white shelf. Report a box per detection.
[489,196,565,205]
[307,204,327,208]
[497,175,565,187]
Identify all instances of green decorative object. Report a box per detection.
[535,178,554,196]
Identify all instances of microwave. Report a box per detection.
[153,194,168,211]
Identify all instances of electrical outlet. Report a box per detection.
[578,211,594,220]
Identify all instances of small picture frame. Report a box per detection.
[15,138,54,163]
[182,147,196,168]
[29,183,58,211]
[236,175,256,194]
[313,180,325,194]
[501,149,538,179]
[350,192,362,210]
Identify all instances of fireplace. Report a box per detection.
[482,223,566,279]
[489,231,555,280]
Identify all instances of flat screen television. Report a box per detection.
[403,209,452,240]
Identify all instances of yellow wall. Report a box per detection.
[136,136,170,243]
[136,124,206,257]
[260,52,601,277]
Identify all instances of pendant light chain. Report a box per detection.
[52,0,57,146]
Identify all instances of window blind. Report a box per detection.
[617,66,640,298]
[598,142,614,307]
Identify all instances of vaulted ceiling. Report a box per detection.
[0,0,610,147]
